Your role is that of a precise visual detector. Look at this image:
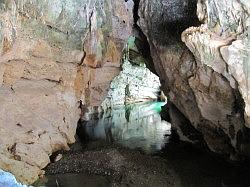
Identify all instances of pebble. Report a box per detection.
[54,154,63,162]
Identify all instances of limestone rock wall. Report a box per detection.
[137,0,250,159]
[102,59,160,109]
[182,0,250,156]
[102,36,161,109]
[0,0,133,184]
[182,0,250,125]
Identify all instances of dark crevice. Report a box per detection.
[164,102,204,143]
[46,23,68,35]
[132,0,158,75]
[133,25,158,75]
[149,0,201,45]
[76,119,90,144]
[233,88,246,120]
[132,0,140,23]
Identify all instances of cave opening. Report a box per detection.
[76,35,171,154]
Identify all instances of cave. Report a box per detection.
[0,0,250,186]
[75,36,170,153]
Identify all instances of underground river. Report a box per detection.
[33,102,250,187]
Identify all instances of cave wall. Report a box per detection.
[137,0,250,159]
[0,0,134,184]
[0,0,249,184]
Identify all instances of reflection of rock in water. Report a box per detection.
[104,119,114,143]
[76,120,89,143]
[78,102,171,153]
[125,104,132,122]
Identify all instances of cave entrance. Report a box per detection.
[76,36,171,154]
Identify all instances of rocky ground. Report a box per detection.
[34,134,250,187]
[38,137,179,187]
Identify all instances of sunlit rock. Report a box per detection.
[102,59,161,108]
[0,0,134,184]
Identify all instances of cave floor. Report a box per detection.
[36,139,177,187]
[34,138,250,187]
[34,102,250,187]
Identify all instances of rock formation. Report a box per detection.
[0,0,133,184]
[0,0,250,184]
[137,0,250,159]
[102,59,160,108]
[102,36,161,109]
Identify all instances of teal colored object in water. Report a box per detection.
[151,102,166,112]
[145,102,166,113]
[123,102,166,113]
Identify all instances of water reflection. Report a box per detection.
[38,102,250,187]
[79,102,171,153]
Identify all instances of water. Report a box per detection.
[36,101,250,187]
[79,102,170,154]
